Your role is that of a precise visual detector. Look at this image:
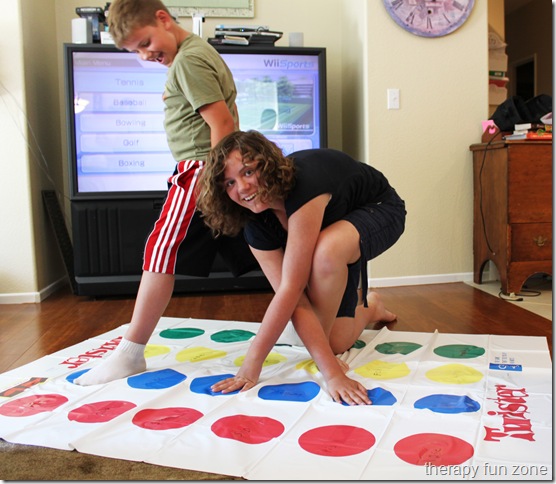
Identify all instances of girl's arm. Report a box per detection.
[212,194,328,394]
[211,195,371,404]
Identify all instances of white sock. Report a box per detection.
[74,338,147,386]
[276,321,304,347]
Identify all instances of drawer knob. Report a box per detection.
[533,235,548,247]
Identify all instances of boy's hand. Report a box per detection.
[327,374,372,406]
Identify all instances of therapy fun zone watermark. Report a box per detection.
[425,462,550,479]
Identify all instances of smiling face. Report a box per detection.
[223,150,270,214]
[120,10,181,67]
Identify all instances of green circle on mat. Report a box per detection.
[434,344,485,359]
[375,342,422,355]
[160,328,205,339]
[351,340,366,349]
[211,329,256,343]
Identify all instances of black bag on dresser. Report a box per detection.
[490,94,552,131]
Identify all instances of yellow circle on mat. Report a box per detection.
[176,347,227,363]
[144,345,171,358]
[234,352,287,368]
[355,360,411,380]
[296,359,319,374]
[426,363,484,384]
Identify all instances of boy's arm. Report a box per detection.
[198,100,237,146]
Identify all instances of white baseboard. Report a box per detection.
[370,272,474,288]
[0,273,476,304]
[0,277,68,304]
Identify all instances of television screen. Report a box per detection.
[64,44,327,199]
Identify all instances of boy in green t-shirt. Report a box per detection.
[75,0,257,385]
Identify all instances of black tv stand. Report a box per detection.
[74,268,270,297]
[71,198,269,297]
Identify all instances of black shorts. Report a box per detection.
[172,210,259,278]
[336,189,406,317]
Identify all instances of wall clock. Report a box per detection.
[383,0,475,38]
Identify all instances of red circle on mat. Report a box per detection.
[298,425,376,457]
[0,394,68,417]
[394,432,474,466]
[132,407,204,430]
[211,414,285,444]
[68,400,137,423]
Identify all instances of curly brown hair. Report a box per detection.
[108,0,172,48]
[196,130,296,237]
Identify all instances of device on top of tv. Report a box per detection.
[76,6,106,43]
[216,25,270,33]
[213,25,282,46]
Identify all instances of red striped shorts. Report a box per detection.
[143,159,258,277]
[143,159,205,274]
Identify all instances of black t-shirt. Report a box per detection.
[244,148,392,250]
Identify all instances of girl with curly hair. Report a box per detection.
[197,130,406,405]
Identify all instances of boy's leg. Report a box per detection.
[125,271,176,343]
[75,160,211,386]
[74,272,175,386]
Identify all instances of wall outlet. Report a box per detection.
[387,88,400,110]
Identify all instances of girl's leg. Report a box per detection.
[328,291,396,353]
[306,220,361,342]
[306,221,397,354]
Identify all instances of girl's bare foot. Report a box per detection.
[363,291,397,325]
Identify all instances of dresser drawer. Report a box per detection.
[507,143,553,223]
[510,223,552,261]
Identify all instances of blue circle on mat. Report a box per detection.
[341,387,397,406]
[414,394,481,414]
[189,374,240,396]
[127,368,186,389]
[258,381,320,402]
[66,369,89,384]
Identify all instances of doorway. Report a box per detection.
[512,56,536,99]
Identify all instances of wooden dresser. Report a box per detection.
[469,139,552,296]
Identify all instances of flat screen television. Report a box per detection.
[64,43,327,200]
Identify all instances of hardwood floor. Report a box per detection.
[0,282,551,374]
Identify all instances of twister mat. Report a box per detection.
[0,317,552,480]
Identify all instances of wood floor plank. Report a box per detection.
[0,282,551,374]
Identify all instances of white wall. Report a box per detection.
[364,2,488,284]
[0,0,66,303]
[1,0,492,301]
[0,1,40,300]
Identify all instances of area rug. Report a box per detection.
[0,317,552,480]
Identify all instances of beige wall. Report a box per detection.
[0,0,66,302]
[0,0,35,298]
[365,2,487,283]
[1,0,493,301]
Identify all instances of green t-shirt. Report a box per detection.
[163,34,237,161]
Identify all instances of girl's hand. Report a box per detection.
[211,374,257,394]
[327,374,372,406]
[336,358,350,374]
